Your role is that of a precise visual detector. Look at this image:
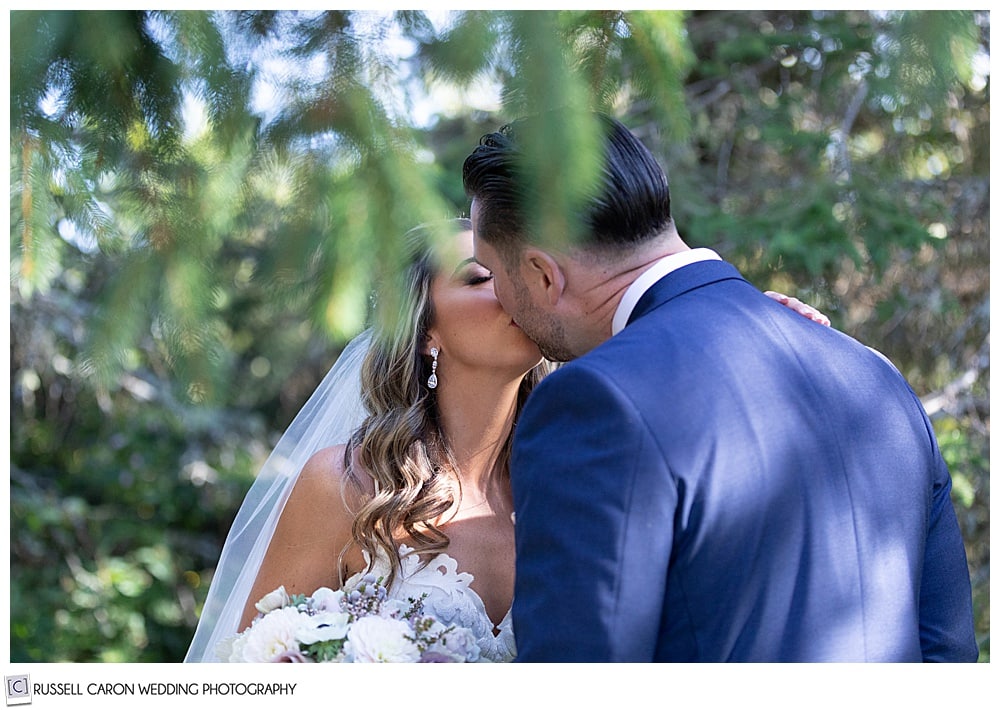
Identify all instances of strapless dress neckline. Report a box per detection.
[344,544,515,663]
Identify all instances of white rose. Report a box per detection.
[310,587,344,613]
[296,610,351,645]
[344,616,421,663]
[231,632,251,662]
[424,624,481,663]
[239,606,305,662]
[255,585,291,615]
[213,635,238,662]
[379,598,411,618]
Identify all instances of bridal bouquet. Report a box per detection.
[216,573,481,663]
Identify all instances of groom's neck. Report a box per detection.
[562,231,690,354]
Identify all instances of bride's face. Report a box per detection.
[426,229,542,378]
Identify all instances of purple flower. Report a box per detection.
[419,651,461,663]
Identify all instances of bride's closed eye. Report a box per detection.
[451,256,495,287]
[458,266,493,286]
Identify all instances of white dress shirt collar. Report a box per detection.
[611,248,722,336]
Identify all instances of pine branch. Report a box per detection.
[921,334,990,419]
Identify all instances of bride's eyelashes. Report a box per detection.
[457,267,494,286]
[450,256,494,287]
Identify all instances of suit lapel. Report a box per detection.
[627,260,748,328]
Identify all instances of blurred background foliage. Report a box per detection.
[9,10,989,662]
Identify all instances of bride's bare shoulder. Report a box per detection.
[243,445,367,625]
[291,444,373,513]
[263,445,369,569]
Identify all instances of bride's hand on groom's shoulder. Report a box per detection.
[765,290,831,327]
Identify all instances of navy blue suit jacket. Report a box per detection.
[510,260,977,662]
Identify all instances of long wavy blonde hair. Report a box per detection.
[339,218,552,586]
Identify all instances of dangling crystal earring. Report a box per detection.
[427,347,439,389]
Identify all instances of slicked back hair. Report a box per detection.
[462,111,673,264]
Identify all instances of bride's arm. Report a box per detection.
[239,445,359,631]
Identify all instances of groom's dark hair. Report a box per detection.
[462,110,672,261]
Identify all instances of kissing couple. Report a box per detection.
[186,110,977,663]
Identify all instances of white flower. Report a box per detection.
[310,586,344,612]
[272,648,310,663]
[224,576,479,663]
[344,616,421,663]
[216,631,251,662]
[424,623,481,663]
[255,586,291,615]
[239,606,305,662]
[296,610,351,645]
[379,598,411,618]
[214,635,236,662]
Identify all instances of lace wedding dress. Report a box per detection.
[345,544,516,663]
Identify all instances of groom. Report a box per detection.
[462,110,978,662]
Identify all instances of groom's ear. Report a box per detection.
[520,248,565,307]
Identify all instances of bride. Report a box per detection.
[185,218,828,663]
[186,218,547,662]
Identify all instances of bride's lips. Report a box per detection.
[510,319,521,328]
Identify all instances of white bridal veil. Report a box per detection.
[184,329,373,662]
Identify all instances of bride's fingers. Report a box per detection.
[788,297,831,327]
[793,300,831,327]
[809,309,831,327]
[764,291,832,327]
